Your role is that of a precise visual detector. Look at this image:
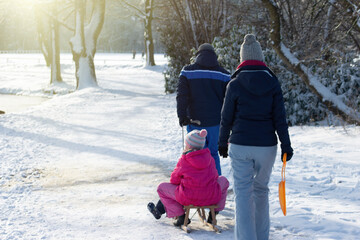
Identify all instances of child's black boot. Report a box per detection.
[207,211,219,224]
[173,214,191,227]
[147,200,165,220]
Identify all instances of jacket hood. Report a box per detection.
[195,50,219,68]
[184,148,212,169]
[232,66,278,96]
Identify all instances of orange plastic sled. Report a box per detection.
[278,153,287,216]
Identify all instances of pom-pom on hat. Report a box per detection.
[185,129,207,150]
[240,34,264,62]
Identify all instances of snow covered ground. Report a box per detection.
[0,53,359,240]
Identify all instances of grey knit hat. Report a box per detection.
[240,34,264,62]
[196,43,215,55]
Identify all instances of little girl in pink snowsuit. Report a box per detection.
[147,129,229,226]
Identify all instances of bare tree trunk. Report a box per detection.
[261,0,360,124]
[170,0,192,49]
[185,0,199,48]
[119,0,156,66]
[210,0,215,40]
[220,0,227,35]
[193,0,210,43]
[70,0,105,90]
[70,0,87,89]
[324,0,336,44]
[50,0,63,84]
[36,12,51,67]
[144,0,155,66]
[36,1,63,85]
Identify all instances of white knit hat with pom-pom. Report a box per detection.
[240,34,264,62]
[185,129,207,150]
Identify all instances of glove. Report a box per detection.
[179,117,191,127]
[281,145,293,162]
[218,145,228,158]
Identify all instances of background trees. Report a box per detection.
[33,0,105,89]
[160,0,359,125]
[0,0,359,125]
[119,0,157,66]
[158,0,242,93]
[0,0,38,50]
[0,0,162,53]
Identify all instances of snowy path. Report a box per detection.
[0,55,234,239]
[1,54,360,239]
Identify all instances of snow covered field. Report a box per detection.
[0,53,359,239]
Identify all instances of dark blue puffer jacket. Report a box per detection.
[176,50,231,127]
[218,64,291,151]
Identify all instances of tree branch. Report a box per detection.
[119,0,145,16]
[38,8,75,32]
[261,0,360,124]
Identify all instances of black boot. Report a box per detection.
[147,202,162,220]
[207,211,219,224]
[155,200,166,215]
[173,214,191,227]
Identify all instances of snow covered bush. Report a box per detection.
[213,26,360,126]
[316,54,360,111]
[213,27,328,126]
[159,0,359,124]
[158,10,191,94]
[213,27,246,73]
[161,35,191,94]
[266,50,327,126]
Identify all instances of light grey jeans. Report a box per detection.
[229,144,277,240]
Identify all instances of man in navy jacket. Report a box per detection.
[176,43,230,175]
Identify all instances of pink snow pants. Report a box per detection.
[157,176,229,218]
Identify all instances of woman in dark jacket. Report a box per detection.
[218,34,293,240]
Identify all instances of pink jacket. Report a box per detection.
[170,148,221,206]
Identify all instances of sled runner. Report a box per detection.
[181,205,220,233]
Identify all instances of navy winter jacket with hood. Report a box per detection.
[176,49,231,127]
[219,62,292,152]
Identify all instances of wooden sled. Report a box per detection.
[181,205,221,233]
